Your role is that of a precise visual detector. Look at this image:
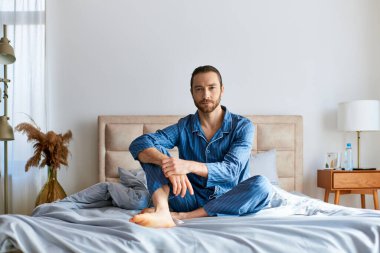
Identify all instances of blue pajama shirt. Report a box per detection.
[129,106,272,216]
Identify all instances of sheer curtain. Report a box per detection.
[0,0,46,214]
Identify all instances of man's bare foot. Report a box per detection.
[139,208,186,221]
[129,210,176,228]
[171,212,186,220]
[171,208,208,220]
[140,208,185,220]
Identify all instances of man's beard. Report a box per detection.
[193,94,222,113]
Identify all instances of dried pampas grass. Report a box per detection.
[15,122,72,172]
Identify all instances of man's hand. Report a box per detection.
[168,174,194,197]
[161,157,193,177]
[162,158,195,197]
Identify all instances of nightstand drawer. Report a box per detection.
[334,172,380,189]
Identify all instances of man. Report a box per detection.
[129,65,272,228]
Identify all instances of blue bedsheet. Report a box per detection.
[1,184,380,253]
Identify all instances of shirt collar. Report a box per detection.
[191,105,232,134]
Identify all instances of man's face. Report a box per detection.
[191,72,224,114]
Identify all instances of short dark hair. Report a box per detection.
[190,65,223,88]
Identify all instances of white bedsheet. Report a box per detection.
[259,186,380,217]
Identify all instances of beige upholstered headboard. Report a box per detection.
[98,115,303,192]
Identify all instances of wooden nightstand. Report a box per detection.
[317,169,380,210]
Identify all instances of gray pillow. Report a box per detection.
[250,149,279,185]
[118,167,147,189]
[107,167,150,209]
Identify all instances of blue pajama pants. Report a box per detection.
[141,148,273,216]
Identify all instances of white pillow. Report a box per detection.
[250,149,279,185]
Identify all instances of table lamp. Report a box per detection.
[337,100,380,169]
[0,24,16,214]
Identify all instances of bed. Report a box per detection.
[1,114,380,253]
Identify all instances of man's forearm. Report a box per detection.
[137,147,169,166]
[189,161,208,178]
[160,157,209,178]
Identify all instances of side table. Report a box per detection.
[317,169,380,210]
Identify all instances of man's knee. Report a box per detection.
[141,162,160,173]
[246,175,272,195]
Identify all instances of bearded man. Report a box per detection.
[129,65,273,228]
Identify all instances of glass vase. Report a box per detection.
[35,166,67,207]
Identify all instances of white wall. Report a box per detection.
[46,0,380,208]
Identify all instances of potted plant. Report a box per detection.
[15,122,72,206]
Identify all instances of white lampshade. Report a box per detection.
[338,100,380,131]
